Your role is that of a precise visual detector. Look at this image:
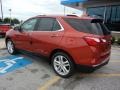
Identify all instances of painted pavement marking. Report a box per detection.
[0,55,32,75]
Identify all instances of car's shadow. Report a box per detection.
[17,50,98,75]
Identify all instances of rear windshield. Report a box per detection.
[63,18,111,35]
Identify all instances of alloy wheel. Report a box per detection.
[7,40,14,54]
[53,55,71,76]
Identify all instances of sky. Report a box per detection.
[2,0,83,21]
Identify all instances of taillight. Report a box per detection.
[84,37,101,46]
[101,39,107,43]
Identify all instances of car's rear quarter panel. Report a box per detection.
[58,21,95,66]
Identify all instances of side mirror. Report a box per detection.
[14,26,22,32]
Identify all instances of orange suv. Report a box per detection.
[5,15,111,78]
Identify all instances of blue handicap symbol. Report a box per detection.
[0,55,32,75]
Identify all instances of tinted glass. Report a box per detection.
[52,20,61,31]
[111,6,117,23]
[105,6,111,23]
[64,18,110,35]
[87,5,120,32]
[116,6,120,23]
[21,19,37,31]
[37,18,61,31]
[87,7,105,19]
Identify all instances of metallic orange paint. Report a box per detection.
[6,16,111,68]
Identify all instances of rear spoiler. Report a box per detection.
[91,19,103,23]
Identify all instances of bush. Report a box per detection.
[111,37,115,44]
[117,38,120,45]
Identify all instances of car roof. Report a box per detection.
[33,15,95,20]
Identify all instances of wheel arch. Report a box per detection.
[50,49,76,65]
[5,36,11,45]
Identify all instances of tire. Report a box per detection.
[0,35,4,38]
[6,39,17,55]
[51,52,75,78]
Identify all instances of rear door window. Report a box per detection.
[36,18,61,31]
[63,18,110,35]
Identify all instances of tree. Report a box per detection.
[0,18,3,24]
[3,17,10,24]
[3,17,20,25]
[12,18,20,24]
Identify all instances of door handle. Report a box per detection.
[15,34,21,37]
[15,34,21,36]
[51,34,58,37]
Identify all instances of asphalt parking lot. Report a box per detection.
[0,38,120,90]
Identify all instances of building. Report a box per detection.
[61,0,120,33]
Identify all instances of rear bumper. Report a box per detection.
[92,57,109,67]
[77,58,109,72]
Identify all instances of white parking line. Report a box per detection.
[0,40,6,49]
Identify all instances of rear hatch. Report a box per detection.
[63,18,111,63]
[90,19,111,59]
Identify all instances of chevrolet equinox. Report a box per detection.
[5,15,111,78]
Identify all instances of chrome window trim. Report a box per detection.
[56,19,64,31]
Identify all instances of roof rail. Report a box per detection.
[66,14,78,17]
[36,15,46,17]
